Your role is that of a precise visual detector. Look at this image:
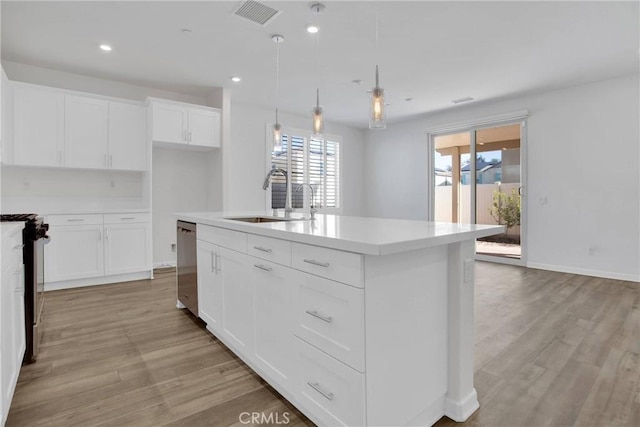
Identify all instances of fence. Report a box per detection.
[434,183,521,237]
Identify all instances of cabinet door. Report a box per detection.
[252,259,296,391]
[108,102,147,171]
[197,241,223,333]
[13,86,64,167]
[188,108,220,148]
[65,95,109,169]
[152,103,187,144]
[104,223,151,275]
[1,263,24,420]
[45,225,104,282]
[219,247,253,353]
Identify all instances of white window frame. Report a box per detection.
[264,124,343,214]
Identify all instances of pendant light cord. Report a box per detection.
[275,39,280,122]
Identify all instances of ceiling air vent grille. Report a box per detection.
[234,1,281,26]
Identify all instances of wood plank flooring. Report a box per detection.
[7,263,640,427]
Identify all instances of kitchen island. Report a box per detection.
[175,211,504,427]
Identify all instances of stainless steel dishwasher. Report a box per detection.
[176,221,198,316]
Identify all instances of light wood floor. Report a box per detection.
[7,263,640,427]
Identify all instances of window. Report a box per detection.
[266,125,341,213]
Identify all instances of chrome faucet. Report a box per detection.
[296,183,318,220]
[263,166,293,215]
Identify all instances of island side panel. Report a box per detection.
[444,239,479,421]
[364,245,449,426]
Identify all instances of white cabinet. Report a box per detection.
[150,99,221,149]
[45,222,105,282]
[65,95,109,169]
[219,246,253,353]
[12,85,65,167]
[104,222,151,276]
[1,224,27,426]
[252,259,296,389]
[108,102,147,171]
[9,83,148,170]
[188,108,220,148]
[197,240,223,334]
[151,102,187,145]
[45,213,152,288]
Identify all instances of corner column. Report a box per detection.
[444,239,479,421]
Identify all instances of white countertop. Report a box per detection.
[175,211,505,256]
[1,222,25,236]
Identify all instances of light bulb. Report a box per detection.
[369,87,386,129]
[312,106,324,136]
[273,123,283,152]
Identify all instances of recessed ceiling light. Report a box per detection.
[352,79,363,85]
[99,44,112,52]
[181,29,192,36]
[306,25,319,34]
[405,97,413,102]
[231,76,242,83]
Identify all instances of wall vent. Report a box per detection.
[234,1,282,26]
[451,96,475,104]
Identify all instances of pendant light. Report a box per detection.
[272,34,284,152]
[310,3,325,137]
[369,16,386,130]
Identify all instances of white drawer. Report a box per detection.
[291,243,363,287]
[197,224,247,253]
[247,234,291,266]
[296,338,366,427]
[295,272,365,372]
[104,212,150,224]
[47,214,103,226]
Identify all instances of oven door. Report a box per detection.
[31,235,49,361]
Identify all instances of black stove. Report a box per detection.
[1,213,49,363]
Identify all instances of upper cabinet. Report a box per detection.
[108,102,147,171]
[13,85,65,167]
[65,95,109,169]
[150,98,221,149]
[7,83,148,171]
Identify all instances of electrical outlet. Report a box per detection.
[171,243,176,253]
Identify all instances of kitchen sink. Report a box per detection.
[224,216,295,223]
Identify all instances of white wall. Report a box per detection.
[228,102,366,216]
[364,73,640,281]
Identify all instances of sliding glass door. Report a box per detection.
[432,122,524,264]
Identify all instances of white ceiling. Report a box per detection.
[2,1,638,129]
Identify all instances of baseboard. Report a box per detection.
[45,271,153,291]
[444,388,479,422]
[527,262,640,283]
[154,260,176,269]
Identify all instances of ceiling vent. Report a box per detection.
[234,1,282,26]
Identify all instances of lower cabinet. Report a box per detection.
[45,213,151,288]
[252,259,296,389]
[218,246,253,353]
[104,222,151,275]
[1,225,26,425]
[195,225,366,425]
[196,240,223,333]
[46,224,105,282]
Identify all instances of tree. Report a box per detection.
[489,188,520,240]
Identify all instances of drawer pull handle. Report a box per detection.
[121,217,136,220]
[305,310,333,323]
[303,259,330,268]
[254,264,272,272]
[307,382,334,401]
[67,219,85,222]
[13,244,24,250]
[253,246,272,253]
